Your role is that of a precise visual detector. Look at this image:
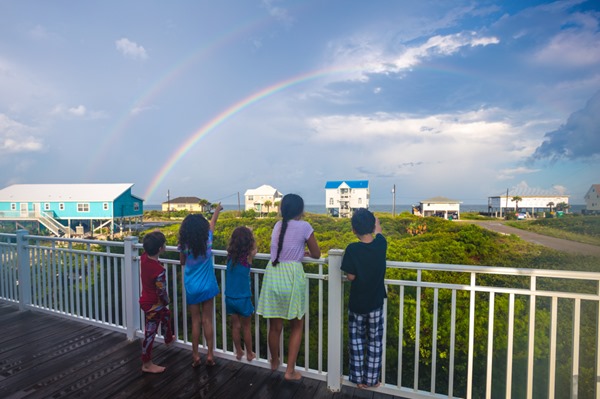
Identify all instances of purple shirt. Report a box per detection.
[270,220,314,262]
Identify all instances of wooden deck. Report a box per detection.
[0,302,404,399]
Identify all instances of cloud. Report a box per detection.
[531,90,600,160]
[0,114,43,154]
[115,38,148,60]
[497,166,540,180]
[261,0,294,28]
[325,31,499,82]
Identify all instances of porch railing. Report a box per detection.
[0,230,599,398]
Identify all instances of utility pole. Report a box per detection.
[392,184,396,217]
[237,192,241,216]
[167,190,170,219]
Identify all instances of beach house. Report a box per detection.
[244,184,283,214]
[414,196,461,219]
[584,184,600,214]
[325,180,369,218]
[161,196,204,212]
[487,187,569,217]
[0,183,143,237]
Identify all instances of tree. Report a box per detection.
[263,200,272,214]
[547,202,555,212]
[556,202,570,212]
[274,200,281,212]
[511,196,523,211]
[198,198,210,213]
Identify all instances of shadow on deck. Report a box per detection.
[0,302,403,399]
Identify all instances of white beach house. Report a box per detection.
[325,180,369,218]
[244,185,283,214]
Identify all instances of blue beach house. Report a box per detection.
[324,180,369,218]
[0,183,143,237]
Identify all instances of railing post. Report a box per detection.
[123,236,139,341]
[327,249,344,392]
[16,229,31,310]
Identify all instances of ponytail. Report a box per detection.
[272,219,289,266]
[272,193,304,267]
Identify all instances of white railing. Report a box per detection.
[0,230,599,399]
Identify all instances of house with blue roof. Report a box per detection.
[324,180,369,218]
[0,183,143,237]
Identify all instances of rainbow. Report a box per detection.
[143,67,351,201]
[83,16,269,179]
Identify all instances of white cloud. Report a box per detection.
[326,31,499,81]
[497,167,540,180]
[261,0,294,28]
[115,38,148,60]
[0,114,43,154]
[68,105,86,116]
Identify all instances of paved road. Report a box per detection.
[470,220,600,257]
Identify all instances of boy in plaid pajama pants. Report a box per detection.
[341,209,387,389]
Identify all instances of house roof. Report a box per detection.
[162,196,201,204]
[420,196,461,204]
[244,184,281,196]
[0,184,137,202]
[324,180,369,189]
[492,187,570,197]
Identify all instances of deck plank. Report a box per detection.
[0,302,406,399]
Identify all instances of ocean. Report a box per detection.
[145,204,586,214]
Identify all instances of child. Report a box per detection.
[340,209,387,389]
[225,226,257,362]
[256,193,321,381]
[139,230,174,373]
[178,204,222,367]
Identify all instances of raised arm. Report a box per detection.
[374,217,382,235]
[210,202,222,231]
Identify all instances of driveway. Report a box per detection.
[469,220,600,257]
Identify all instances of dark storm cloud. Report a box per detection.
[532,90,600,161]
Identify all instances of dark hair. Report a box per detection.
[273,193,304,266]
[227,226,255,267]
[178,214,209,258]
[351,208,376,235]
[143,231,166,256]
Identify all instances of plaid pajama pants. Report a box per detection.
[348,306,384,386]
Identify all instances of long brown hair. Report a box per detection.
[227,226,255,267]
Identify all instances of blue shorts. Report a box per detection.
[226,296,254,317]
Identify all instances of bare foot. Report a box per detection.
[270,357,280,371]
[357,382,380,389]
[246,351,256,362]
[142,362,166,373]
[284,370,302,381]
[206,356,216,367]
[191,354,201,368]
[235,350,244,361]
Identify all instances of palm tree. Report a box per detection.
[511,196,523,212]
[556,202,570,212]
[198,198,210,213]
[546,201,555,212]
[264,200,272,214]
[274,200,281,212]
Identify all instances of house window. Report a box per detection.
[134,202,140,211]
[77,203,90,212]
[248,196,253,201]
[103,203,109,210]
[358,198,362,204]
[11,203,16,211]
[59,203,65,211]
[44,203,50,211]
[329,198,334,205]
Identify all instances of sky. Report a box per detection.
[1,1,599,205]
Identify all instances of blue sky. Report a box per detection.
[1,1,599,205]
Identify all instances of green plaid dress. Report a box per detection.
[256,261,306,319]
